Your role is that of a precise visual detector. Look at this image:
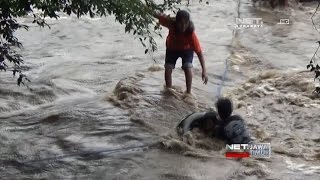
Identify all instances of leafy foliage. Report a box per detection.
[307,42,320,94]
[309,0,320,94]
[1,0,203,85]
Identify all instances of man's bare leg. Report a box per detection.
[183,68,192,94]
[165,67,173,88]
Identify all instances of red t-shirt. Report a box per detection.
[158,14,202,53]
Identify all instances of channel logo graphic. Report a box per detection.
[225,143,271,158]
[235,17,263,28]
[278,19,289,25]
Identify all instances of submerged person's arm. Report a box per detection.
[176,112,207,136]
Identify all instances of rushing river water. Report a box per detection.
[0,0,320,179]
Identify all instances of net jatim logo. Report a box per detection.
[225,143,271,158]
[235,18,263,28]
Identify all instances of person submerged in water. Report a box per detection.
[177,97,253,144]
[176,111,219,137]
[213,98,253,144]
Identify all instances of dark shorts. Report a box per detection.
[165,49,194,69]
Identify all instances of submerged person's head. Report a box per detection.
[216,97,233,120]
[175,10,194,34]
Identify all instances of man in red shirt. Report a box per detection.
[153,10,208,95]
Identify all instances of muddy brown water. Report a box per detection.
[0,0,319,179]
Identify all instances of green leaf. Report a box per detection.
[125,26,130,33]
[307,64,311,69]
[311,66,316,72]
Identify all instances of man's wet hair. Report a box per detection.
[175,10,194,34]
[176,10,190,22]
[215,97,233,120]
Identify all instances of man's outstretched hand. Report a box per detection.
[145,0,162,18]
[202,71,208,85]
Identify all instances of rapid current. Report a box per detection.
[0,0,319,179]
